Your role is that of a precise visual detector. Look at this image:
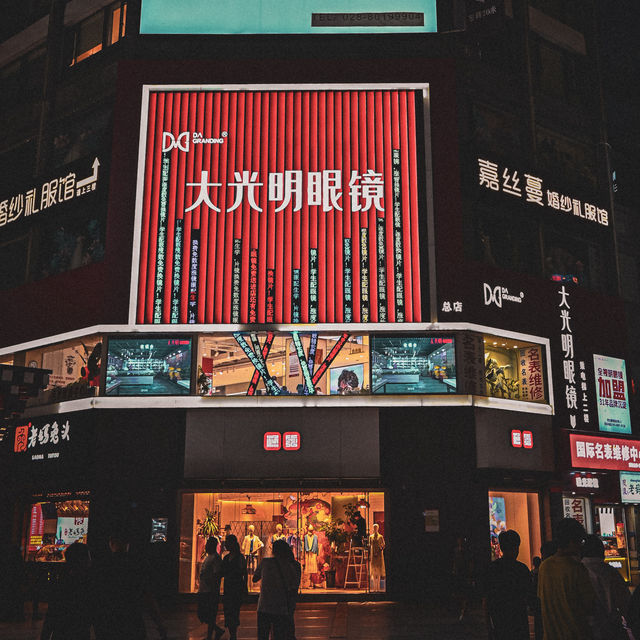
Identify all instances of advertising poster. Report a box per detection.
[140,0,437,34]
[563,497,591,533]
[489,496,506,560]
[55,517,88,545]
[133,86,426,325]
[594,354,631,434]
[621,472,640,504]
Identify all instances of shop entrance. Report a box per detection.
[489,490,541,568]
[179,490,385,595]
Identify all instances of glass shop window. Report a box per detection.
[179,491,385,594]
[484,335,548,404]
[198,333,370,396]
[24,498,90,562]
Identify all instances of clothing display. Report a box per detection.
[303,533,319,584]
[369,532,386,579]
[242,533,264,557]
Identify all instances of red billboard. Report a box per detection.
[570,433,640,472]
[133,86,425,324]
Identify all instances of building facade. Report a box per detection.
[1,0,638,599]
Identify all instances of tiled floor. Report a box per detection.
[0,601,493,639]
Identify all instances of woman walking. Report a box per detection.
[221,534,247,640]
[198,537,224,640]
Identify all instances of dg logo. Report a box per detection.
[162,131,189,153]
[483,283,503,308]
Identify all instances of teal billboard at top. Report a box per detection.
[140,0,437,34]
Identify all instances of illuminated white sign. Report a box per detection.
[483,283,524,308]
[0,157,101,228]
[477,157,609,227]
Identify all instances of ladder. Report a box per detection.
[343,541,368,589]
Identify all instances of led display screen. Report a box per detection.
[106,337,192,395]
[370,335,455,394]
[133,86,426,325]
[594,354,631,434]
[140,0,437,34]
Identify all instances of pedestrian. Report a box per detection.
[92,532,168,640]
[581,534,630,639]
[482,530,532,640]
[40,542,92,640]
[284,543,302,639]
[221,534,247,640]
[253,539,300,640]
[537,518,595,640]
[198,536,224,640]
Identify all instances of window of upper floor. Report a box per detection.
[67,1,127,67]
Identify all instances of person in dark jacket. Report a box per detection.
[198,536,224,640]
[483,530,533,640]
[222,534,247,640]
[40,542,92,640]
[92,533,167,640]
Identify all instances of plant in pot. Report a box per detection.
[320,518,349,553]
[196,508,219,558]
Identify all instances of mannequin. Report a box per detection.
[303,524,319,588]
[369,523,386,592]
[241,525,264,589]
[271,523,286,547]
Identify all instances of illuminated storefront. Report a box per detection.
[179,490,385,594]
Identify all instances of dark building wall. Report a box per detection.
[380,406,488,600]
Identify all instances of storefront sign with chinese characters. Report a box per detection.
[570,433,640,472]
[0,157,101,231]
[519,346,544,402]
[620,472,640,504]
[134,86,425,325]
[263,431,301,451]
[594,354,631,434]
[558,285,590,428]
[562,496,591,532]
[14,419,71,461]
[574,475,600,490]
[457,332,484,395]
[477,157,608,227]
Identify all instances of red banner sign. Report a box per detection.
[570,433,640,471]
[135,87,424,324]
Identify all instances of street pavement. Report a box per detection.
[0,601,501,639]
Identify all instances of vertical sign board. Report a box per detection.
[594,354,631,434]
[133,86,426,325]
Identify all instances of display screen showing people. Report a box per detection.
[180,491,385,593]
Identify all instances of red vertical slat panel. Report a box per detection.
[238,92,251,324]
[333,92,343,323]
[399,91,413,322]
[214,92,230,323]
[341,92,352,322]
[309,91,318,323]
[275,91,286,323]
[146,92,165,323]
[205,92,222,323]
[161,92,178,323]
[266,92,278,323]
[137,91,157,323]
[283,91,294,322]
[407,92,422,321]
[222,92,238,323]
[292,92,302,323]
[251,92,264,323]
[300,92,310,322]
[318,91,327,323]
[197,91,212,323]
[366,90,378,323]
[374,90,386,322]
[350,91,360,322]
[257,92,270,322]
[325,91,335,322]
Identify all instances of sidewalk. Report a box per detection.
[0,601,494,640]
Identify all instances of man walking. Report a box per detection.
[483,529,532,640]
[538,518,595,640]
